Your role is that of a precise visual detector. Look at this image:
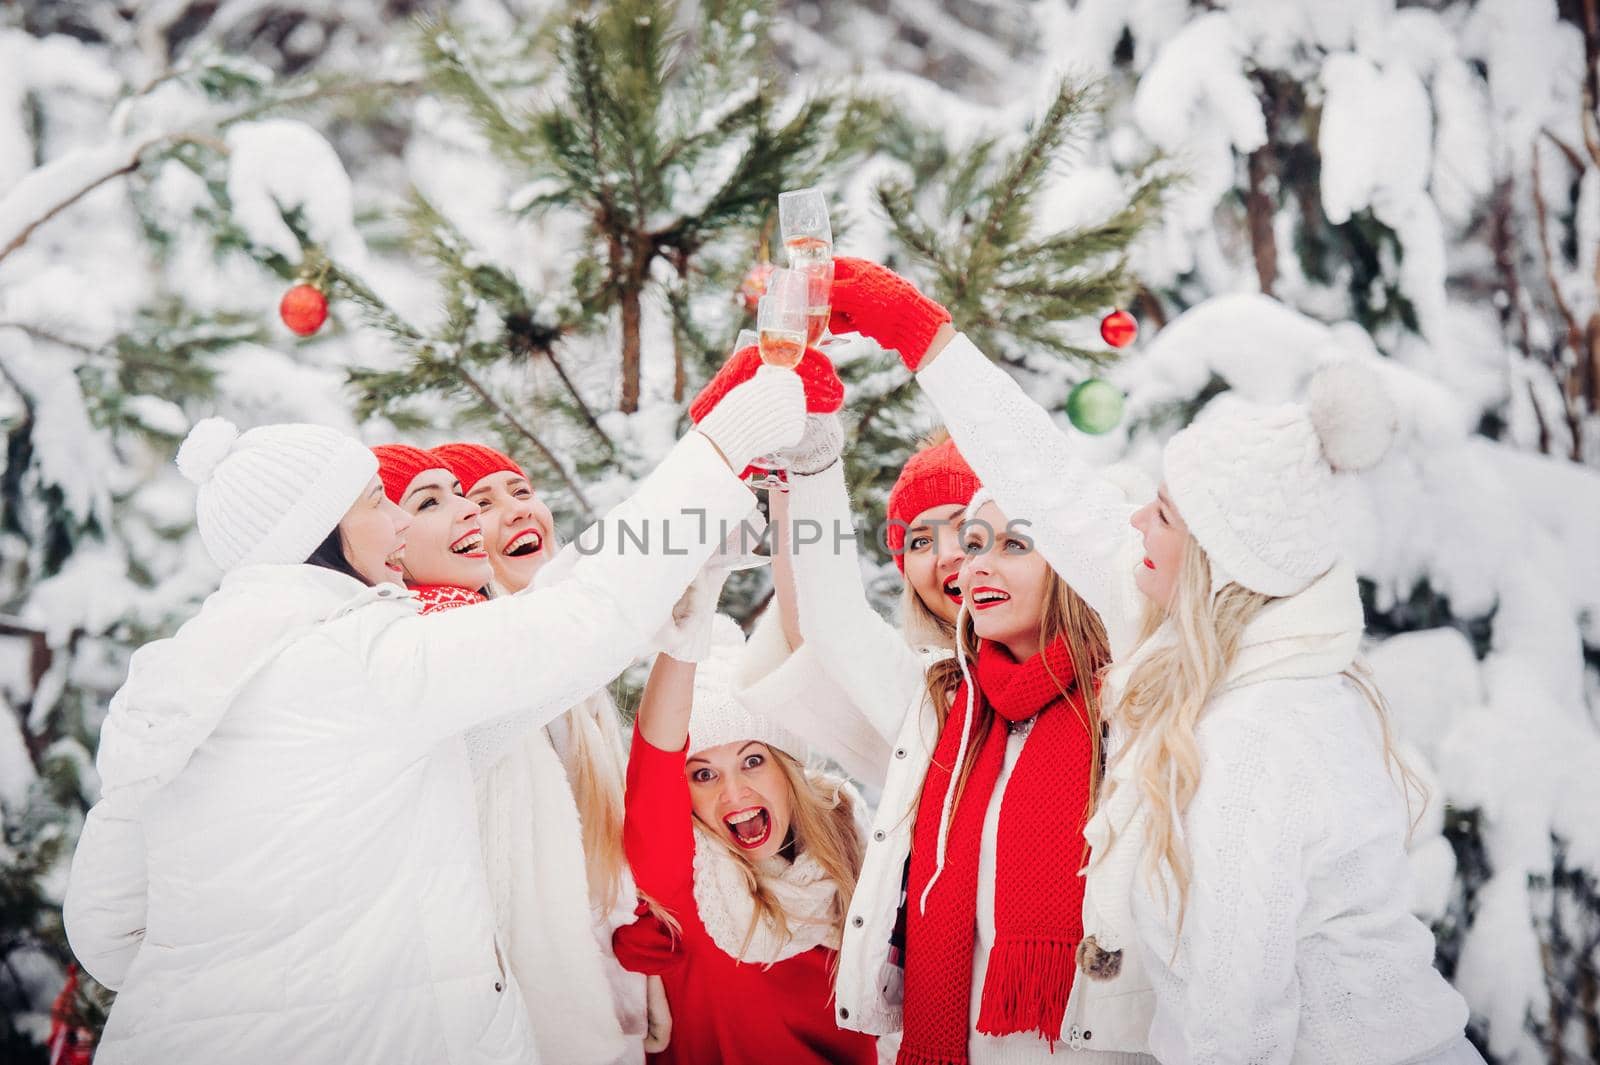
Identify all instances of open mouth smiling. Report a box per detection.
[723,806,772,850]
[943,573,962,603]
[970,586,1011,610]
[449,530,485,557]
[504,528,543,558]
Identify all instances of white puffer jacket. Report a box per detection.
[917,335,1472,1063]
[65,435,754,1065]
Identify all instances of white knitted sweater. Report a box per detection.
[917,335,1471,1064]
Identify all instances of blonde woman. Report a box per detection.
[718,394,1126,1060]
[616,605,874,1065]
[824,257,1481,1064]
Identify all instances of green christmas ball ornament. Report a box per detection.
[1065,378,1125,434]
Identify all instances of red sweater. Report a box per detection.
[614,726,876,1065]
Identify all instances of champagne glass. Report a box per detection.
[747,271,809,492]
[757,268,808,369]
[778,188,835,348]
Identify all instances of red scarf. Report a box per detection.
[898,637,1097,1065]
[411,584,487,615]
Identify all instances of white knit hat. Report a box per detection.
[688,615,810,762]
[176,417,379,572]
[1163,361,1397,597]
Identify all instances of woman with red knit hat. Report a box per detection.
[373,441,647,1065]
[62,354,807,1065]
[705,359,1119,1062]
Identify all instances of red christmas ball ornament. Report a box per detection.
[1099,308,1137,348]
[738,261,775,314]
[279,283,329,336]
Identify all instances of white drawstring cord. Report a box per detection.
[919,602,976,915]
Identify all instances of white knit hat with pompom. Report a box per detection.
[688,614,810,762]
[176,416,378,572]
[1162,360,1397,597]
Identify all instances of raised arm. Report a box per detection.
[916,332,1145,658]
[625,654,700,912]
[828,257,1147,660]
[361,367,805,747]
[784,460,927,742]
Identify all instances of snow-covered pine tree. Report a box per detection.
[838,77,1168,557]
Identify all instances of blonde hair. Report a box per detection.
[556,690,630,914]
[919,567,1110,836]
[645,747,866,959]
[899,579,957,654]
[1106,534,1427,937]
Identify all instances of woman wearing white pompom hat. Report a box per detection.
[62,361,804,1065]
[818,259,1483,1065]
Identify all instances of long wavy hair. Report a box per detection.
[645,747,866,960]
[916,567,1110,835]
[1105,533,1427,936]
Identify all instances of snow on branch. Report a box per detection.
[0,133,224,264]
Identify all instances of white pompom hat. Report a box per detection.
[1162,360,1397,598]
[176,417,379,572]
[689,615,810,762]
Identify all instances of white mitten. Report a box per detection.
[695,366,805,472]
[652,514,768,662]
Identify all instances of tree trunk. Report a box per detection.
[672,332,686,405]
[619,282,642,414]
[1246,145,1278,296]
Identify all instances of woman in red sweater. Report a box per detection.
[616,600,875,1065]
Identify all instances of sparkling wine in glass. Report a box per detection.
[757,269,809,370]
[779,188,835,348]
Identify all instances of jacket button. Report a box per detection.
[894,748,906,759]
[873,830,885,842]
[494,981,503,992]
[851,916,864,927]
[838,1007,849,1020]
[1083,1030,1092,1041]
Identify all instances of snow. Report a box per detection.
[225,119,365,265]
[0,138,148,257]
[2,1,1599,1055]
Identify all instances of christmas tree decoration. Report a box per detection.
[1099,308,1137,348]
[738,261,774,314]
[1065,378,1124,434]
[279,283,328,336]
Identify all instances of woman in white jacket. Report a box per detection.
[372,442,646,1065]
[737,418,1136,1064]
[62,364,802,1065]
[822,256,1481,1065]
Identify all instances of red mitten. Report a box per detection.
[688,345,844,424]
[828,256,951,372]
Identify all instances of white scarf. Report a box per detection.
[689,775,864,965]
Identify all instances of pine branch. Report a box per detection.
[454,361,594,516]
[419,19,543,171]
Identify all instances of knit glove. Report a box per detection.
[828,256,952,372]
[690,345,845,423]
[694,365,806,474]
[654,516,767,662]
[780,413,844,476]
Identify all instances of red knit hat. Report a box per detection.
[688,345,844,424]
[885,431,980,572]
[431,442,525,494]
[372,444,446,504]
